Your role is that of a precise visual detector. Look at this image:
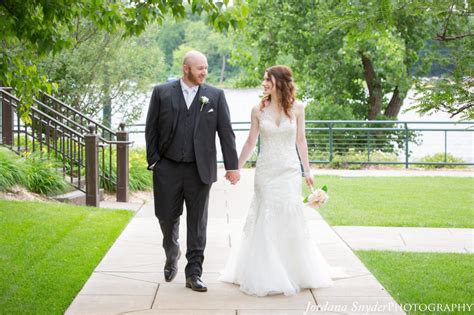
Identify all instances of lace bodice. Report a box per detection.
[257,108,300,167]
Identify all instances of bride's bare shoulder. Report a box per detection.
[252,104,261,112]
[293,100,305,116]
[251,104,262,119]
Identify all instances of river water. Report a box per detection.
[128,87,473,164]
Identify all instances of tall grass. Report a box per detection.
[22,153,68,195]
[0,148,26,191]
[0,148,68,195]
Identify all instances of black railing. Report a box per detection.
[39,92,120,188]
[0,88,132,205]
[303,120,474,167]
[128,120,474,168]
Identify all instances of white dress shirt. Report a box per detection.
[180,79,198,109]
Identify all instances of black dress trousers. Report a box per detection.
[153,157,211,277]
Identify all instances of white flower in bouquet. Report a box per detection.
[304,185,329,209]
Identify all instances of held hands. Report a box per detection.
[225,170,240,185]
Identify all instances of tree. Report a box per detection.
[409,1,473,120]
[0,0,248,122]
[41,23,167,127]
[170,19,237,84]
[231,0,471,121]
[156,20,186,73]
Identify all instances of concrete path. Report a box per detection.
[333,226,473,254]
[66,168,406,315]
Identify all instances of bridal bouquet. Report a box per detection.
[304,185,329,209]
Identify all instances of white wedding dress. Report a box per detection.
[219,108,334,296]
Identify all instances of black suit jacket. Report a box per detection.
[145,80,238,184]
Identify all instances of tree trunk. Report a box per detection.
[102,94,112,128]
[360,53,383,120]
[102,65,112,128]
[219,55,226,84]
[384,85,404,118]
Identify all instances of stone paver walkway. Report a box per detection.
[334,226,473,253]
[66,168,409,315]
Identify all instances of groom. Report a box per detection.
[145,50,240,292]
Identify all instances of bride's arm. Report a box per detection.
[295,102,314,188]
[238,106,260,169]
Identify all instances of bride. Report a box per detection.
[219,65,334,296]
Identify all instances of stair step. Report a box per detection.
[64,175,86,188]
[54,189,104,205]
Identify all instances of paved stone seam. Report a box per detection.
[333,226,474,253]
[98,272,158,285]
[399,233,407,246]
[150,283,160,309]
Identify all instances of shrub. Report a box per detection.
[310,149,400,169]
[129,148,152,191]
[22,154,68,195]
[0,148,26,191]
[418,153,465,169]
[243,150,259,168]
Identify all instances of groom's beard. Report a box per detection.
[187,71,206,85]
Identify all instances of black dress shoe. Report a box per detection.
[164,250,181,282]
[185,275,207,292]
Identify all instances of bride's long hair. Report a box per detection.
[259,65,296,119]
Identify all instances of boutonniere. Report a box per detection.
[200,96,209,112]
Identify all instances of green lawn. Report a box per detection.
[305,176,474,228]
[0,200,134,314]
[356,251,474,315]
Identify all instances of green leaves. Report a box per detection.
[233,0,472,121]
[0,148,26,192]
[0,148,68,195]
[1,0,248,120]
[41,23,167,126]
[410,77,474,120]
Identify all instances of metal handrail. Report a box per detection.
[40,91,117,135]
[34,98,133,144]
[2,91,86,139]
[35,99,90,132]
[1,89,132,197]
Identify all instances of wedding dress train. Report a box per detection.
[219,108,335,296]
